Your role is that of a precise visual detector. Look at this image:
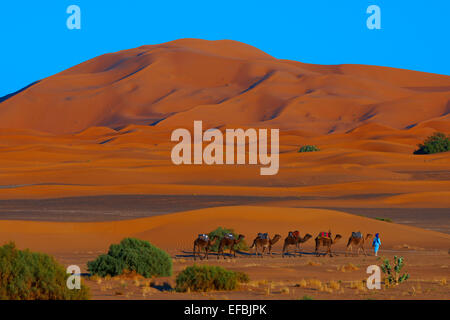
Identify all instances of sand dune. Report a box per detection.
[0,124,449,207]
[0,39,448,217]
[1,39,449,135]
[0,206,448,255]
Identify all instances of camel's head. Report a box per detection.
[238,234,245,240]
[273,234,282,241]
[366,233,374,240]
[303,233,313,241]
[334,234,342,242]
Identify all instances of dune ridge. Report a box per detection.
[0,206,448,254]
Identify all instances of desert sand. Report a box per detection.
[1,206,449,254]
[0,39,449,209]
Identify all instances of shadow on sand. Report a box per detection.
[176,250,334,259]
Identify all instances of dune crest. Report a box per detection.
[1,206,448,253]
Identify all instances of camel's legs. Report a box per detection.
[346,244,352,257]
[297,243,303,257]
[262,246,266,258]
[362,245,367,256]
[193,243,197,261]
[315,241,320,257]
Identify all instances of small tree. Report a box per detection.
[208,227,249,252]
[380,256,409,286]
[87,238,172,278]
[298,145,320,152]
[414,132,450,154]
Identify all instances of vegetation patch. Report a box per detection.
[414,132,450,154]
[175,265,249,292]
[208,227,249,252]
[0,242,90,300]
[298,145,320,152]
[87,238,172,278]
[381,256,410,286]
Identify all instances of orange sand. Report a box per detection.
[1,206,448,255]
[0,40,449,214]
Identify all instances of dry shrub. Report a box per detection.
[297,279,308,288]
[280,287,290,294]
[306,260,321,267]
[308,279,323,290]
[142,286,152,297]
[349,280,366,291]
[328,280,341,290]
[339,263,359,272]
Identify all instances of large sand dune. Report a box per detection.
[1,206,448,255]
[1,39,449,134]
[0,39,448,215]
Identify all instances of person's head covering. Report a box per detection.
[375,233,379,238]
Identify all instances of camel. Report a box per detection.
[282,232,312,257]
[193,235,219,261]
[217,234,245,259]
[314,231,342,257]
[250,234,281,258]
[346,232,373,257]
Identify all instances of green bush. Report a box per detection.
[298,145,320,152]
[208,227,249,252]
[87,238,172,278]
[175,265,249,292]
[380,256,410,286]
[0,242,90,300]
[414,132,450,154]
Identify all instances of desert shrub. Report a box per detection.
[298,145,320,152]
[0,242,90,300]
[208,227,249,252]
[414,132,450,154]
[380,256,409,286]
[175,265,249,292]
[87,238,172,278]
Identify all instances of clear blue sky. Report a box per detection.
[1,0,449,97]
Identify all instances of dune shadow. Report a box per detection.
[0,80,40,103]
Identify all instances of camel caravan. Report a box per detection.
[192,230,376,260]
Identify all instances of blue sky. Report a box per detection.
[1,0,449,97]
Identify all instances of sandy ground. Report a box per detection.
[0,195,448,234]
[65,251,450,300]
